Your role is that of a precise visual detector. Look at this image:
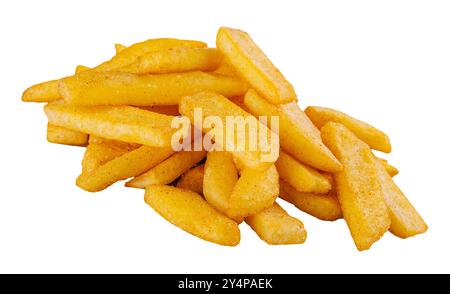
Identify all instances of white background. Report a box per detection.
[1,0,449,273]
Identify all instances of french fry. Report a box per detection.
[115,43,126,54]
[77,145,174,192]
[276,150,332,194]
[95,38,206,71]
[87,135,141,150]
[46,123,88,146]
[279,180,342,221]
[203,151,239,219]
[75,65,91,74]
[228,165,279,220]
[378,158,399,177]
[145,185,240,246]
[81,141,131,174]
[246,202,307,245]
[121,47,223,74]
[214,58,238,77]
[217,27,296,104]
[44,104,178,147]
[305,106,392,153]
[59,71,248,106]
[22,79,60,102]
[126,151,206,189]
[243,89,341,172]
[176,164,204,195]
[179,91,279,170]
[374,159,427,238]
[321,122,390,251]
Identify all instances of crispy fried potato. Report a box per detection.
[276,150,332,194]
[46,123,88,146]
[75,65,90,74]
[214,58,238,77]
[203,151,239,218]
[279,180,342,221]
[44,104,177,146]
[77,145,174,192]
[121,47,222,74]
[179,91,279,170]
[59,71,247,106]
[176,164,204,195]
[374,159,427,238]
[145,185,240,246]
[22,79,60,102]
[126,151,206,188]
[228,165,279,220]
[138,105,180,116]
[246,202,307,245]
[378,158,399,177]
[115,43,126,54]
[321,122,390,251]
[305,106,391,153]
[95,39,206,71]
[217,27,296,104]
[243,89,341,172]
[87,135,141,150]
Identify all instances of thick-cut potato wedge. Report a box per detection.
[243,89,341,172]
[46,123,88,146]
[121,47,223,74]
[59,71,247,106]
[378,158,399,177]
[176,164,204,195]
[145,185,240,246]
[214,58,238,77]
[138,105,180,116]
[22,79,60,102]
[305,106,391,153]
[75,65,91,74]
[179,92,279,170]
[374,159,427,238]
[246,202,307,245]
[203,151,239,218]
[44,104,177,146]
[321,122,390,251]
[126,151,206,188]
[228,165,279,220]
[95,38,206,71]
[279,180,342,221]
[217,27,296,104]
[115,43,126,54]
[77,145,174,192]
[276,150,332,194]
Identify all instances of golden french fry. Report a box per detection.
[22,79,60,103]
[228,165,279,220]
[179,91,279,170]
[75,65,90,74]
[145,185,240,246]
[95,38,206,71]
[203,151,239,218]
[114,43,126,54]
[246,202,307,245]
[374,159,427,238]
[243,89,341,172]
[214,58,238,77]
[176,164,204,195]
[46,123,88,146]
[217,27,296,104]
[279,180,342,221]
[87,135,141,150]
[126,151,206,188]
[321,122,390,251]
[121,47,223,74]
[276,150,332,194]
[77,145,174,192]
[305,106,391,153]
[378,158,399,177]
[44,103,178,147]
[59,71,247,106]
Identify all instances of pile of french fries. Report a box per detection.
[22,27,427,250]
